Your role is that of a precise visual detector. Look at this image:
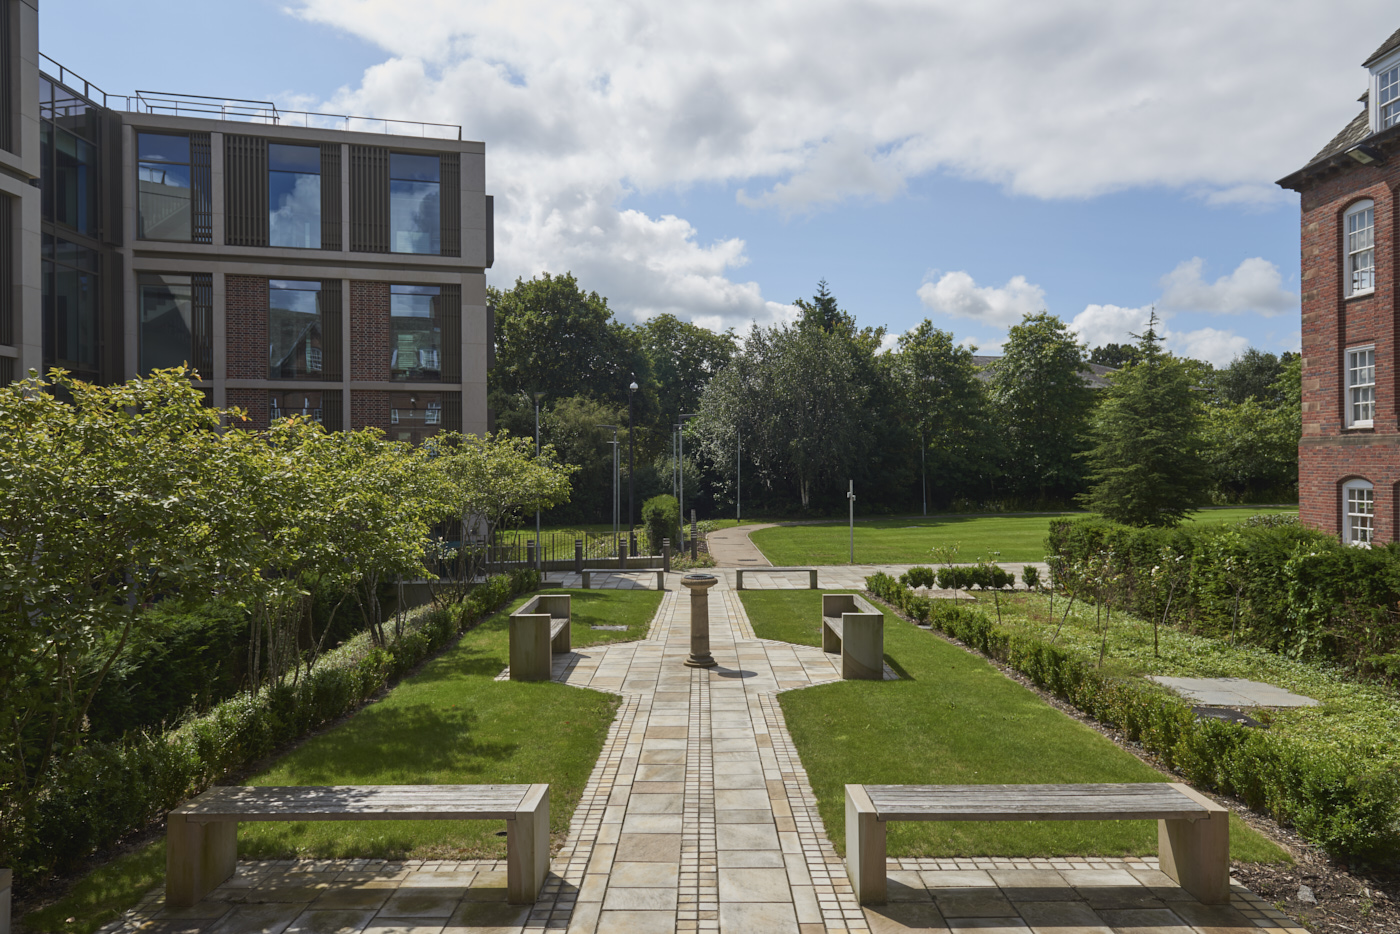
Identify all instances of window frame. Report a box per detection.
[1342,479,1375,547]
[1344,200,1375,298]
[136,132,195,242]
[267,278,325,380]
[1376,58,1400,130]
[1345,344,1376,429]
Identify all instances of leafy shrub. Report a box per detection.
[865,571,1400,860]
[899,566,937,589]
[4,571,539,886]
[1021,565,1040,590]
[641,494,682,555]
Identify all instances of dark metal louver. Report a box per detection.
[320,278,343,381]
[349,145,389,253]
[191,272,213,379]
[440,152,460,257]
[224,135,269,247]
[191,134,212,243]
[320,143,341,251]
[440,283,461,382]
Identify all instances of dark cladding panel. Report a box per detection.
[320,143,341,251]
[440,152,460,257]
[190,133,212,243]
[321,391,343,432]
[0,194,11,345]
[440,283,461,382]
[348,144,388,253]
[320,278,343,381]
[224,134,269,247]
[0,0,12,154]
[485,195,494,268]
[192,272,213,379]
[444,391,461,434]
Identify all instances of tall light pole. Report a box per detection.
[525,391,543,571]
[847,480,855,564]
[598,425,619,542]
[921,426,927,517]
[678,412,696,534]
[627,378,638,553]
[735,424,741,522]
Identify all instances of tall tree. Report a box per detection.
[638,313,737,424]
[1201,354,1301,501]
[1081,314,1208,526]
[890,321,987,504]
[989,312,1095,502]
[1212,348,1288,406]
[1089,343,1142,369]
[489,272,655,420]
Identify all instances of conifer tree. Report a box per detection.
[1081,312,1207,526]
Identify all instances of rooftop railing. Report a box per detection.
[39,54,463,141]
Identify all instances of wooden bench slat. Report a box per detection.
[865,783,1208,823]
[174,785,533,821]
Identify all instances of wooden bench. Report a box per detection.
[580,568,665,590]
[167,784,549,908]
[734,567,818,590]
[509,594,571,681]
[821,594,884,680]
[846,782,1229,906]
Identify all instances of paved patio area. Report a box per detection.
[106,589,1305,934]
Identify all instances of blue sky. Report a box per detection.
[43,1,1396,364]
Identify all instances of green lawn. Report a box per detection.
[740,590,1287,862]
[26,588,659,934]
[748,506,1299,565]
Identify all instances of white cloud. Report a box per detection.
[283,0,1374,329]
[877,332,901,355]
[1168,327,1252,366]
[1158,257,1298,317]
[1069,304,1154,349]
[916,272,1046,327]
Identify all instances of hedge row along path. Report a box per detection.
[107,581,1305,934]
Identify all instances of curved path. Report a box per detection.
[704,523,777,567]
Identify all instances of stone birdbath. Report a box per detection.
[681,573,719,668]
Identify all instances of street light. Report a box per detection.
[523,390,543,571]
[678,412,696,537]
[627,378,638,554]
[597,424,619,542]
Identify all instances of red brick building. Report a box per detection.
[1278,29,1400,546]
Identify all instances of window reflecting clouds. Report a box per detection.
[390,153,440,254]
[269,279,324,379]
[269,144,321,249]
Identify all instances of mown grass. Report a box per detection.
[739,590,1287,863]
[748,506,1298,566]
[25,588,660,934]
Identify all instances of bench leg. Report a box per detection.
[507,784,550,904]
[552,618,571,654]
[822,621,841,655]
[510,616,553,681]
[736,570,745,590]
[166,814,237,908]
[1158,784,1230,905]
[809,569,818,589]
[846,785,886,905]
[841,615,885,680]
[581,572,591,589]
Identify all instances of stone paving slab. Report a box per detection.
[545,565,1048,592]
[1148,676,1319,708]
[104,588,1304,934]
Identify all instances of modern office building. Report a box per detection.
[1278,27,1400,545]
[1,0,492,441]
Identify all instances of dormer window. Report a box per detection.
[1381,64,1400,128]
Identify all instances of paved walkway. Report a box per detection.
[107,591,1305,934]
[704,524,776,566]
[548,565,1046,593]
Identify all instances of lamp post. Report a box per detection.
[597,425,619,543]
[847,480,855,564]
[735,424,741,522]
[678,412,695,536]
[921,426,927,517]
[525,391,543,571]
[627,378,638,553]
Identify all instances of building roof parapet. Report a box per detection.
[39,53,462,142]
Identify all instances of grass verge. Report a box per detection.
[748,506,1298,566]
[739,590,1287,863]
[25,587,660,934]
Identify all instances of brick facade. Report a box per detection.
[350,281,390,381]
[352,389,390,432]
[226,275,269,380]
[1286,99,1400,543]
[226,388,268,430]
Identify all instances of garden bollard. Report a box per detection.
[690,529,698,560]
[681,573,719,668]
[527,540,536,569]
[619,538,629,569]
[574,539,583,573]
[663,539,671,573]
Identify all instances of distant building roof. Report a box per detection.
[971,355,1117,389]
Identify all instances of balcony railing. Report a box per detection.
[39,54,462,141]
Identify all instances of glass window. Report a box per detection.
[389,390,445,444]
[53,128,98,235]
[1347,346,1375,428]
[138,273,193,373]
[389,284,443,381]
[1343,480,1374,546]
[138,133,192,241]
[270,390,325,424]
[1345,201,1374,296]
[269,279,324,379]
[390,153,440,254]
[1381,65,1400,129]
[42,234,100,381]
[269,143,321,249]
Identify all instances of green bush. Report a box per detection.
[866,572,1400,860]
[641,494,681,555]
[4,570,539,886]
[899,566,937,589]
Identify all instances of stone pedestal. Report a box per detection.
[681,573,718,668]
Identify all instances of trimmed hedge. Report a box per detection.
[865,571,1400,860]
[898,564,1015,591]
[1046,516,1400,682]
[5,569,539,886]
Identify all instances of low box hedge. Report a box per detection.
[865,571,1400,860]
[3,569,539,888]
